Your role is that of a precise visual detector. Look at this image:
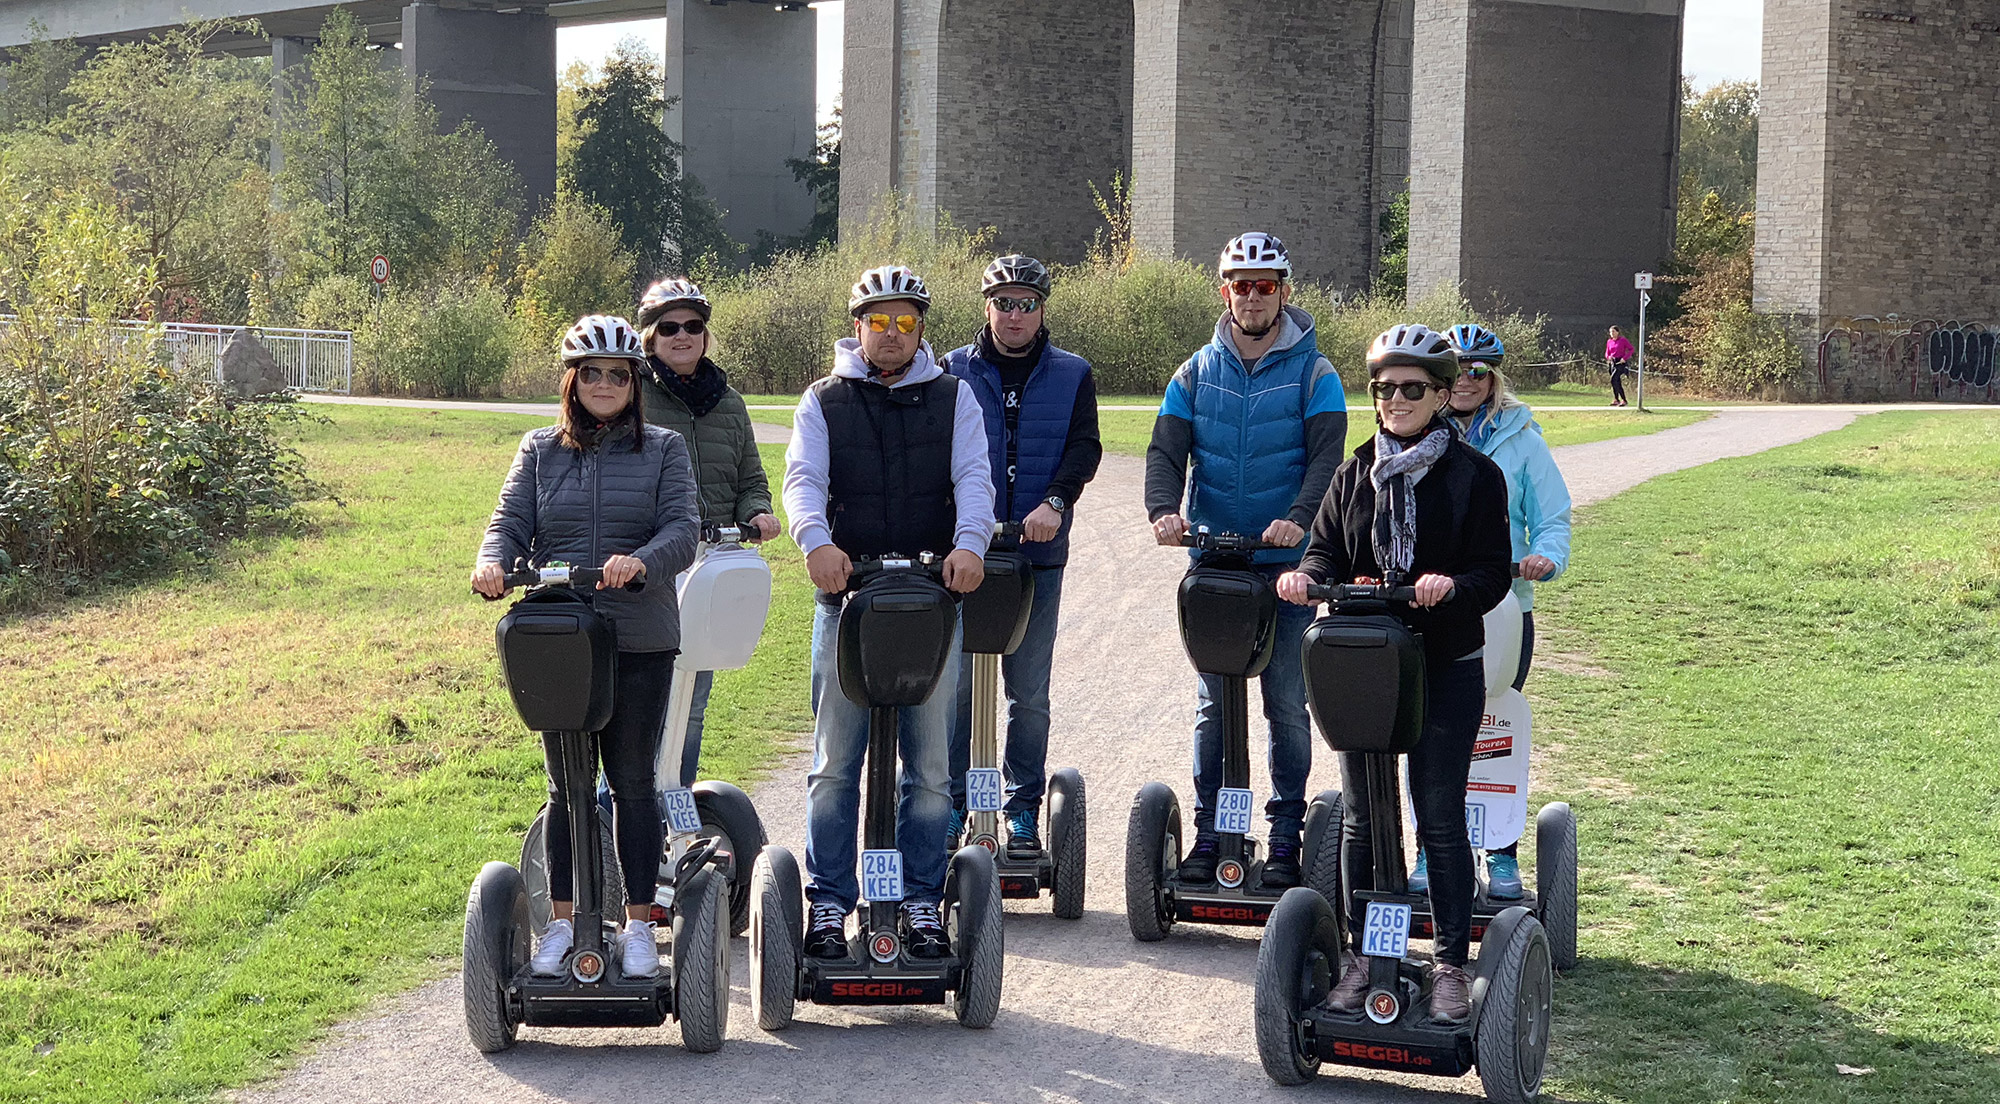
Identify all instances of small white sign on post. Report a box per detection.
[1634,271,1653,290]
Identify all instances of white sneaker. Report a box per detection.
[620,919,660,978]
[531,917,574,976]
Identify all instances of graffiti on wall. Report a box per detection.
[1818,317,1999,401]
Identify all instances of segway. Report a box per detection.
[1252,580,1550,1102]
[523,523,772,938]
[462,564,731,1054]
[960,523,1086,917]
[749,552,1005,1029]
[1125,528,1342,940]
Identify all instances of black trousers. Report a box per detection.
[1609,361,1631,403]
[1338,657,1486,966]
[543,648,675,907]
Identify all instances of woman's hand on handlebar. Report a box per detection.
[1151,513,1188,546]
[750,513,782,542]
[1411,573,1456,608]
[1260,518,1306,548]
[942,549,985,594]
[471,562,508,599]
[1519,554,1556,582]
[807,545,852,593]
[598,554,647,590]
[1276,570,1316,605]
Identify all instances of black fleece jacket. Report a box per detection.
[1296,428,1514,665]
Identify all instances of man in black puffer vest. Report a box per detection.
[782,265,996,961]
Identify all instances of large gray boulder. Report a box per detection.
[218,330,288,398]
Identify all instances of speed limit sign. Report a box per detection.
[371,255,390,285]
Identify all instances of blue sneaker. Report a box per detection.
[946,807,965,851]
[1006,809,1041,854]
[1486,852,1524,899]
[1408,849,1430,894]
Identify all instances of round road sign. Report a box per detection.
[371,255,390,284]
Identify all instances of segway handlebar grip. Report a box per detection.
[1174,526,1288,553]
[845,551,947,591]
[1305,581,1421,604]
[481,564,646,598]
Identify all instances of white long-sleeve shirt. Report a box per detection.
[783,338,995,560]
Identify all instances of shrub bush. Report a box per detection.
[361,280,513,397]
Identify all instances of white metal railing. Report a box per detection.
[0,316,353,394]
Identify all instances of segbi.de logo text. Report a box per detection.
[829,981,928,998]
[1332,1041,1433,1068]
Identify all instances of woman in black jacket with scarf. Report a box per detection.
[1277,323,1512,1026]
[472,314,700,982]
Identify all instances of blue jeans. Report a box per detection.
[1192,566,1316,841]
[804,598,958,911]
[950,565,1064,814]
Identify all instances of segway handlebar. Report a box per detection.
[479,563,647,599]
[845,551,947,591]
[1304,581,1419,604]
[1175,527,1292,553]
[700,520,768,546]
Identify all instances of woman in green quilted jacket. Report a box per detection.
[635,277,779,787]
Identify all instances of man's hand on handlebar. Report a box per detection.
[471,562,507,599]
[942,549,985,594]
[807,545,853,593]
[1022,503,1062,543]
[1276,570,1315,605]
[1152,513,1188,546]
[598,554,647,590]
[1260,518,1305,548]
[1410,573,1456,608]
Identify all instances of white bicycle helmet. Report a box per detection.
[1219,232,1292,279]
[560,314,646,363]
[981,254,1052,298]
[1367,323,1459,383]
[849,265,932,316]
[638,277,711,326]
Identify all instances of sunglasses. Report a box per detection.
[990,296,1042,315]
[654,319,706,337]
[578,365,633,386]
[1369,380,1442,401]
[1228,278,1283,297]
[862,313,922,335]
[1461,363,1494,379]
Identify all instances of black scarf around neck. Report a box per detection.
[652,356,729,417]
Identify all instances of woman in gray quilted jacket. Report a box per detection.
[471,314,700,980]
[634,277,778,787]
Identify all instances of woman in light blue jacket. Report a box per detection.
[1433,323,1572,899]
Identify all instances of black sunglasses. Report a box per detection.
[1369,380,1441,401]
[653,319,706,337]
[578,365,634,386]
[990,296,1042,314]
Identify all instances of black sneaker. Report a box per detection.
[1006,809,1042,855]
[804,901,849,959]
[1261,835,1302,889]
[901,901,949,958]
[1178,831,1221,884]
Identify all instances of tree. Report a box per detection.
[1377,188,1409,299]
[278,8,401,281]
[0,24,83,132]
[567,37,737,278]
[513,188,638,347]
[782,113,841,252]
[1680,79,1758,213]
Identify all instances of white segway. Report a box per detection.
[524,523,773,938]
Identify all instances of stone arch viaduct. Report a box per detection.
[7,0,1998,398]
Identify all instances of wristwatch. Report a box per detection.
[1043,495,1068,514]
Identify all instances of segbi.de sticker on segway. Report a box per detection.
[960,523,1087,916]
[749,552,1004,1031]
[1124,527,1344,941]
[463,563,732,1055]
[1253,580,1552,1103]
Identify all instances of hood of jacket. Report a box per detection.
[833,337,942,388]
[1207,304,1317,369]
[1468,401,1540,453]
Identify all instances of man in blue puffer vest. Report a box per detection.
[1144,232,1348,889]
[943,254,1103,856]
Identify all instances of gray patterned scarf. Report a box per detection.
[1369,423,1452,581]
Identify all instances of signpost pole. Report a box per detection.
[1634,272,1653,412]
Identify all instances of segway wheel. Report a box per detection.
[750,845,803,1031]
[950,844,1006,1027]
[1475,913,1553,1104]
[694,780,768,937]
[672,865,731,1053]
[462,861,529,1054]
[1301,790,1344,907]
[1124,782,1181,942]
[522,805,625,936]
[1047,767,1088,919]
[1535,802,1578,972]
[1253,888,1338,1084]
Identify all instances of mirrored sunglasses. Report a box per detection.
[990,296,1042,315]
[862,313,922,335]
[1228,278,1282,297]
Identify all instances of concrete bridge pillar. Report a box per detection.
[1409,0,1684,339]
[1130,0,1399,290]
[401,1,558,211]
[1756,0,2000,400]
[663,0,817,246]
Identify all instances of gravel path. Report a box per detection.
[235,406,1869,1103]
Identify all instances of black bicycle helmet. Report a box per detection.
[980,254,1052,299]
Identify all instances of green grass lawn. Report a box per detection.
[0,406,812,1102]
[1525,411,2000,1102]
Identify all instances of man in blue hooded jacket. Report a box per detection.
[1144,232,1347,889]
[943,254,1103,856]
